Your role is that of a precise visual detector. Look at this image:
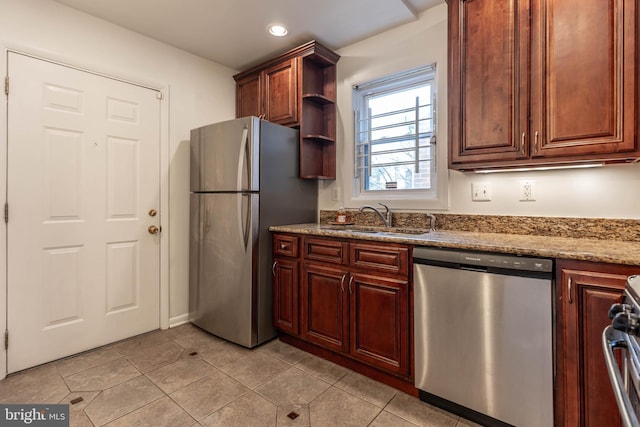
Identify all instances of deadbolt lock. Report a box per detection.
[148,209,157,217]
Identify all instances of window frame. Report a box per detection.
[352,64,439,201]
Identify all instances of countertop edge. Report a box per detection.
[269,224,640,267]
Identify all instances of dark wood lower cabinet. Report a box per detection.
[350,273,408,376]
[300,263,349,353]
[557,260,640,427]
[274,234,412,385]
[273,258,299,335]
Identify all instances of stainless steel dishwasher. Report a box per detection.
[413,247,554,427]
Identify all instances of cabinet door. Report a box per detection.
[448,0,530,166]
[350,273,409,377]
[236,73,262,118]
[264,58,298,126]
[273,258,299,335]
[531,0,638,159]
[300,263,349,353]
[557,261,636,427]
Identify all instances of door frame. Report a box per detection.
[0,44,171,379]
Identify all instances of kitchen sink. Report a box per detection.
[321,225,430,236]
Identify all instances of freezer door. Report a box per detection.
[189,192,259,347]
[190,117,259,192]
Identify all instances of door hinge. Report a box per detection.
[4,203,8,223]
[4,330,7,350]
[4,76,8,96]
[156,91,163,100]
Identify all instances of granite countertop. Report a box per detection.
[269,223,640,266]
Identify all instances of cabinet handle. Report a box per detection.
[534,131,539,153]
[280,242,288,250]
[348,276,354,294]
[521,132,526,154]
[568,277,573,304]
[272,261,277,276]
[340,274,346,293]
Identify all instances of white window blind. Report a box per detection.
[354,65,437,193]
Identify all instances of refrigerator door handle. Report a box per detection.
[236,126,249,191]
[238,193,251,250]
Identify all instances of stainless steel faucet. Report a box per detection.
[426,213,436,232]
[359,203,392,227]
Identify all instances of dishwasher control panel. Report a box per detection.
[413,246,553,273]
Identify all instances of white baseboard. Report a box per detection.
[169,313,190,328]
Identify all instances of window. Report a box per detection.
[354,65,437,196]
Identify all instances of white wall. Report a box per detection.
[0,0,237,331]
[321,3,640,219]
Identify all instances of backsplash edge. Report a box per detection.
[318,210,640,242]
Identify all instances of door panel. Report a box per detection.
[236,74,262,118]
[273,258,299,335]
[189,117,259,192]
[189,193,257,347]
[300,263,349,353]
[558,265,627,427]
[532,0,636,157]
[350,273,408,376]
[449,0,530,164]
[264,58,298,126]
[7,53,161,373]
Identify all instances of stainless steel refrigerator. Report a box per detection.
[189,116,317,348]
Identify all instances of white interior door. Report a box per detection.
[6,52,161,373]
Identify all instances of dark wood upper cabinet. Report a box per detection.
[449,0,639,170]
[235,73,261,119]
[263,58,298,126]
[234,41,339,179]
[448,0,530,165]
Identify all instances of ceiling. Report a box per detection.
[52,0,443,71]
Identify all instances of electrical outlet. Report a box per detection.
[520,180,536,201]
[471,182,492,201]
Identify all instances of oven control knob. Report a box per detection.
[609,303,628,319]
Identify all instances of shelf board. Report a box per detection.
[302,134,335,143]
[300,175,335,180]
[302,94,335,105]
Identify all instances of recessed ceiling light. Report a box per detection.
[268,24,288,37]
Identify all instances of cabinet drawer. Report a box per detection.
[350,243,408,276]
[304,237,348,265]
[273,234,299,258]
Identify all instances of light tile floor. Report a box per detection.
[0,324,480,427]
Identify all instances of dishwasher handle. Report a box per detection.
[460,265,489,273]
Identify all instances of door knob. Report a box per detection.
[148,209,157,217]
[148,225,159,235]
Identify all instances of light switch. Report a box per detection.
[471,182,492,201]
